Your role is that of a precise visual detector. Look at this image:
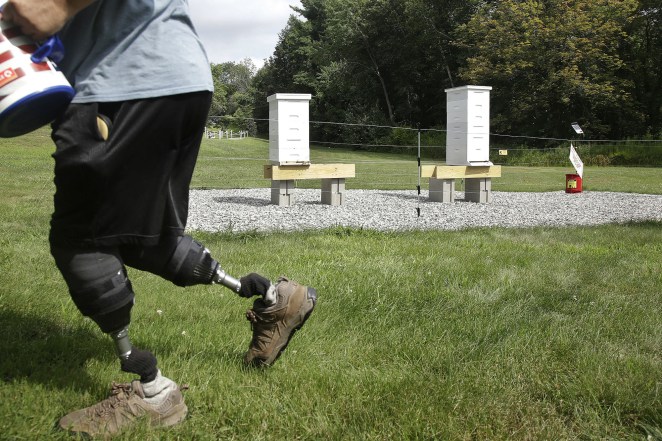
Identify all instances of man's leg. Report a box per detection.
[119,235,317,367]
[119,234,274,301]
[50,245,187,436]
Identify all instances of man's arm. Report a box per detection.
[1,0,95,40]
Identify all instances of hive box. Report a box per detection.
[268,93,312,165]
[445,85,493,166]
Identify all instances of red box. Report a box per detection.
[565,174,583,193]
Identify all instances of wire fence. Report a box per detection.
[210,116,662,159]
[203,115,662,197]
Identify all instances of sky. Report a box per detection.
[188,0,303,69]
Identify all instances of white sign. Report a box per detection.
[569,143,584,178]
[571,122,584,135]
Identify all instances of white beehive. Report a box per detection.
[445,85,493,166]
[268,93,312,165]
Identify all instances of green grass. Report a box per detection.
[0,130,661,440]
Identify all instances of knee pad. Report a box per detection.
[164,235,218,287]
[51,247,135,319]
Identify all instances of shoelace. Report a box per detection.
[110,382,133,396]
[87,382,190,418]
[245,309,259,324]
[245,309,278,348]
[89,383,133,417]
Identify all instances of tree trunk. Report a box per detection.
[365,44,395,125]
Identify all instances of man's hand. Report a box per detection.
[1,0,94,41]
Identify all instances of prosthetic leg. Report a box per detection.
[51,234,275,382]
[119,235,274,302]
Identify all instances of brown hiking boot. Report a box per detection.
[244,276,317,366]
[58,380,187,437]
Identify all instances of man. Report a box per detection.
[2,0,317,437]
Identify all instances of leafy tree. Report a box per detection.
[209,63,228,118]
[393,0,483,126]
[251,13,318,134]
[455,0,642,139]
[252,0,660,142]
[257,0,479,137]
[209,59,257,134]
[625,0,662,135]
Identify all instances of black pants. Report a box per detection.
[50,91,212,248]
[49,91,212,322]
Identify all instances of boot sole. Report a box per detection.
[260,286,317,366]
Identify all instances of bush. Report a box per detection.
[586,154,611,166]
[490,141,662,167]
[371,128,447,160]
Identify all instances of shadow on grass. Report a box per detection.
[0,309,112,392]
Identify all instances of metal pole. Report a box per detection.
[417,129,421,217]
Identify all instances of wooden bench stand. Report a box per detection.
[421,165,501,203]
[264,163,356,206]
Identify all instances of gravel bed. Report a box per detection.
[187,189,662,233]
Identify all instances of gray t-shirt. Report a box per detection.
[58,0,213,103]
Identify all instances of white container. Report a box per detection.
[268,93,311,165]
[0,3,74,137]
[445,85,492,166]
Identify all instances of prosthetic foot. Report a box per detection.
[244,276,317,367]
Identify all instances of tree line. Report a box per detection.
[211,0,662,145]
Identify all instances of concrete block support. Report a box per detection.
[465,178,492,203]
[422,165,500,204]
[321,178,345,206]
[265,164,355,206]
[271,179,295,207]
[429,178,455,203]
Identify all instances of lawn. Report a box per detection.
[0,130,661,440]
